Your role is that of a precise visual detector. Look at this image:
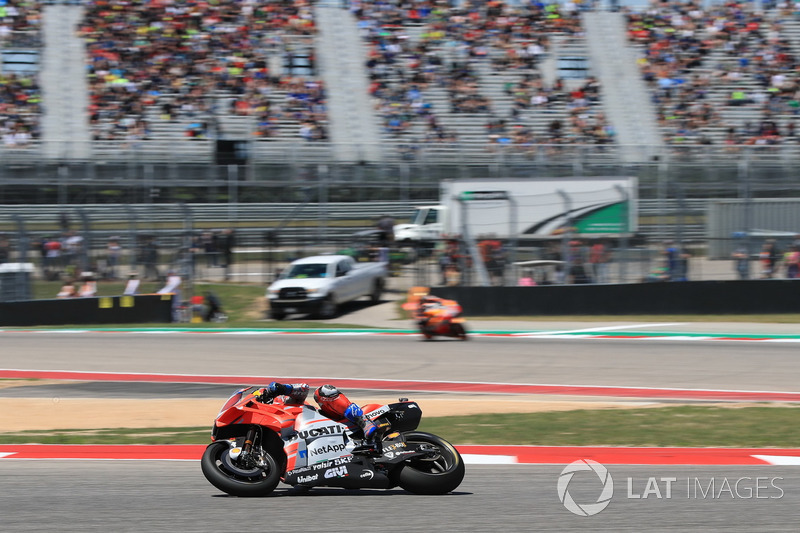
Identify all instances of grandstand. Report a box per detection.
[1,0,800,167]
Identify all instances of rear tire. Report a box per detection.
[269,310,286,321]
[397,432,465,495]
[452,323,468,340]
[201,441,282,497]
[370,280,383,304]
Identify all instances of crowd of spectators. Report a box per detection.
[0,1,42,149]
[0,0,41,44]
[627,0,799,147]
[78,0,326,143]
[0,72,40,147]
[356,0,606,151]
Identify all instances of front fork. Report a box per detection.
[231,426,259,468]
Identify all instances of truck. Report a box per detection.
[265,255,388,320]
[393,177,638,244]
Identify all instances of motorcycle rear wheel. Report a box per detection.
[201,441,281,497]
[397,431,465,495]
[452,323,468,340]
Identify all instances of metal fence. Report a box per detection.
[0,199,796,301]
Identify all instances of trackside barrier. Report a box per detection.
[434,280,800,316]
[0,294,174,326]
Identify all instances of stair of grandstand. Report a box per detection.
[314,5,382,162]
[582,11,663,163]
[40,3,91,160]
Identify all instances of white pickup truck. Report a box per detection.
[266,255,388,320]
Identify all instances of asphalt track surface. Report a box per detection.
[1,462,799,532]
[1,329,799,391]
[1,326,799,530]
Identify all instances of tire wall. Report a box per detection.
[0,294,175,326]
[434,280,800,316]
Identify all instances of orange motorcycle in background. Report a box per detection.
[403,287,468,340]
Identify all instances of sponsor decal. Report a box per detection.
[360,470,374,480]
[297,474,318,484]
[298,424,345,440]
[311,456,353,471]
[309,443,346,456]
[365,406,390,420]
[407,403,418,409]
[324,466,348,479]
[383,442,407,452]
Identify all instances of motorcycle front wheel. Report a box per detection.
[396,431,465,495]
[201,441,282,497]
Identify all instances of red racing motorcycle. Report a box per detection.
[201,386,465,497]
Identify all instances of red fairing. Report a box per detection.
[214,391,301,432]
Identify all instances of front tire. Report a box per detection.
[201,441,282,497]
[318,295,338,319]
[397,432,465,495]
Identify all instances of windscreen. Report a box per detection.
[283,263,328,279]
[218,386,258,416]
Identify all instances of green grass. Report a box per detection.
[417,406,800,447]
[29,280,372,329]
[2,406,798,447]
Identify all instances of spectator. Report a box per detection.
[220,228,236,281]
[783,244,800,278]
[589,239,611,284]
[731,243,750,280]
[376,215,395,246]
[78,275,97,298]
[106,237,122,280]
[759,239,780,279]
[140,236,160,281]
[57,280,77,299]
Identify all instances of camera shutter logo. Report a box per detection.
[557,459,614,516]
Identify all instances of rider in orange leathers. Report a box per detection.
[415,294,447,329]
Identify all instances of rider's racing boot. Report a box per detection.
[344,403,381,455]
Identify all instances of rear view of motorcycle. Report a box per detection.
[201,386,465,497]
[402,286,469,340]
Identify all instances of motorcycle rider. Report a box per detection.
[416,294,446,329]
[262,382,380,455]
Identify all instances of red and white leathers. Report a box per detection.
[266,382,377,439]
